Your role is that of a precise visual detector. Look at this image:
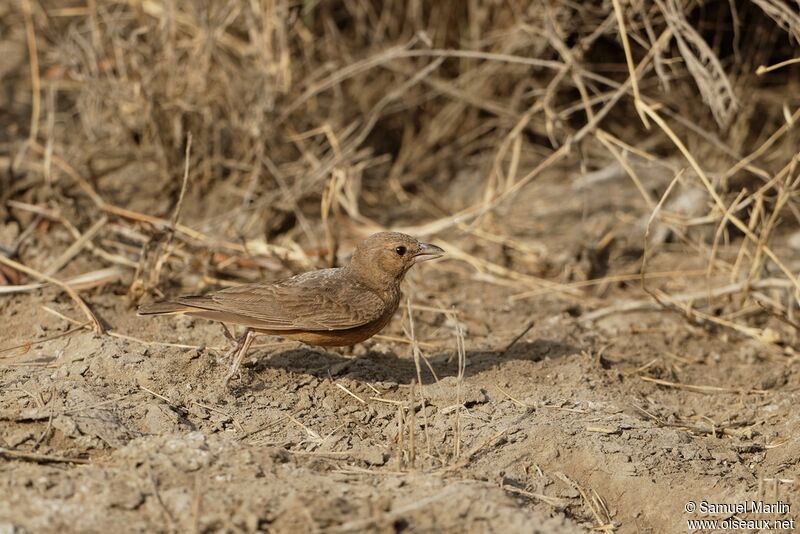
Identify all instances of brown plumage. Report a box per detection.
[138,232,444,383]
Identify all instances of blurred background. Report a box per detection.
[1,1,799,334]
[2,1,799,340]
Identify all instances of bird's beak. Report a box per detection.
[414,242,445,262]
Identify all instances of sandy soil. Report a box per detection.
[2,167,799,534]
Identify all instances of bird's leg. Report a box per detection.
[218,324,241,365]
[220,323,236,342]
[223,329,256,387]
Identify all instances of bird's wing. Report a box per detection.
[174,269,386,331]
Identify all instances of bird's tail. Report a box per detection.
[137,301,193,316]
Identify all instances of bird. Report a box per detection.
[137,232,444,384]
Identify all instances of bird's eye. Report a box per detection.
[395,246,407,256]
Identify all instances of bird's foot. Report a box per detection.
[222,365,242,387]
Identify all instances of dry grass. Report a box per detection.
[1,1,799,351]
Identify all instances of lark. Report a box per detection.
[138,232,444,384]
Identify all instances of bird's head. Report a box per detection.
[349,232,444,289]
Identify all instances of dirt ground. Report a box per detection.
[2,166,799,534]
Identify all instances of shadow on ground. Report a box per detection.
[241,339,580,387]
